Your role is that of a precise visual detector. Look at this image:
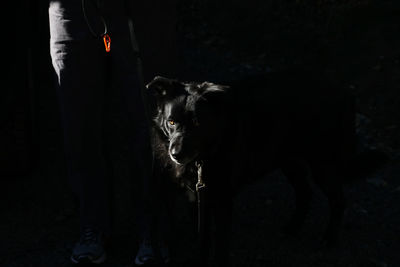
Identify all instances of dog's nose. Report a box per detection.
[170,148,179,159]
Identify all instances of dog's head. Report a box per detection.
[147,76,230,165]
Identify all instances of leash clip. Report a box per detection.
[195,160,206,236]
[103,34,111,52]
[195,160,206,192]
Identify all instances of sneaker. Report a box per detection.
[134,239,156,265]
[159,242,170,264]
[71,227,107,264]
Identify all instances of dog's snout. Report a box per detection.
[170,147,180,159]
[170,139,183,161]
[169,134,198,164]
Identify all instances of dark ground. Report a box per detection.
[1,0,400,266]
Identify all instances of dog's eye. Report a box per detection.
[168,120,175,126]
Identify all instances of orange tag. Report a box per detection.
[103,34,111,52]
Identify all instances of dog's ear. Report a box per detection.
[199,82,230,100]
[200,82,229,94]
[146,76,185,98]
[196,82,230,111]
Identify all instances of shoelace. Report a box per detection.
[159,243,170,262]
[142,238,153,247]
[80,228,99,244]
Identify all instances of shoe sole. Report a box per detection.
[134,256,156,266]
[134,257,170,266]
[71,252,107,264]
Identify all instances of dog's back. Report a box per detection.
[225,70,356,184]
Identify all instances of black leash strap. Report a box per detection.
[126,16,152,127]
[81,0,107,37]
[195,161,206,236]
[82,0,111,52]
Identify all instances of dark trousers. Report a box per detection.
[49,1,152,235]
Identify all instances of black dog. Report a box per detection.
[146,71,386,265]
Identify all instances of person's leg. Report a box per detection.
[50,32,110,234]
[105,16,162,265]
[49,2,110,263]
[102,1,178,262]
[105,17,152,232]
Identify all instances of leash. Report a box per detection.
[81,0,150,122]
[82,0,111,52]
[126,18,151,122]
[195,160,207,238]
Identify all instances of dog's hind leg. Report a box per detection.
[281,159,313,236]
